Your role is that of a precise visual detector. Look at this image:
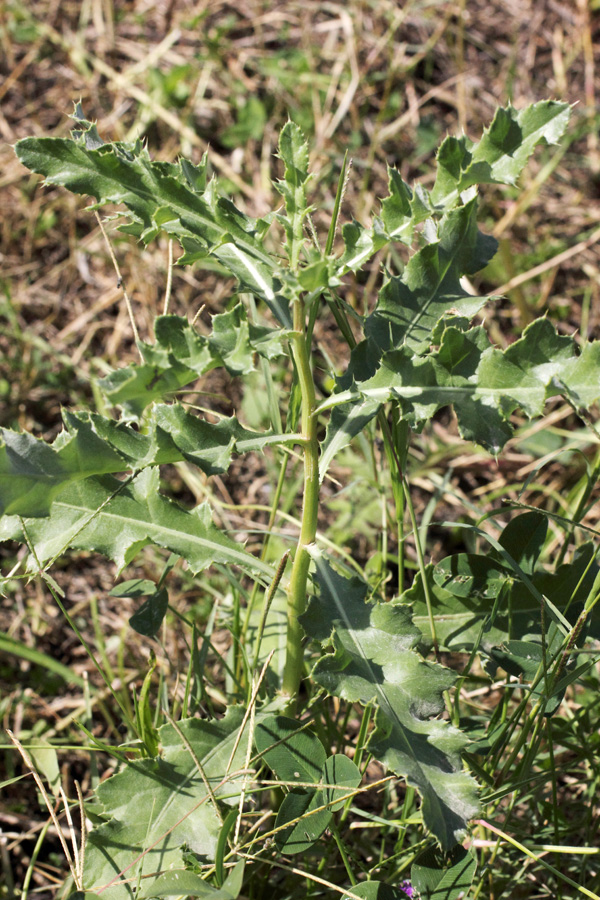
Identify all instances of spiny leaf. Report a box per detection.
[275,121,310,269]
[0,419,125,517]
[83,709,254,900]
[277,122,309,211]
[338,218,388,274]
[380,168,432,244]
[431,101,571,207]
[338,180,429,275]
[379,167,414,243]
[0,468,272,577]
[15,128,291,323]
[0,404,290,518]
[338,102,569,275]
[300,551,480,848]
[365,197,497,355]
[98,307,283,417]
[319,318,600,470]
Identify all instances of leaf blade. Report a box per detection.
[300,551,480,848]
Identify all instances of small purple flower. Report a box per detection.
[400,880,415,898]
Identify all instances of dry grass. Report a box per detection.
[1,1,600,896]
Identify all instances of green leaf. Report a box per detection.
[407,538,600,655]
[366,198,496,354]
[137,864,243,900]
[380,167,415,243]
[83,709,253,900]
[490,639,546,681]
[433,555,508,600]
[254,722,360,855]
[321,318,599,461]
[0,468,272,577]
[274,788,330,854]
[129,587,169,637]
[322,754,361,811]
[431,101,570,207]
[339,103,569,276]
[342,884,404,900]
[0,632,89,688]
[244,586,287,689]
[151,403,289,465]
[403,566,506,653]
[325,210,555,470]
[254,715,325,785]
[498,511,547,575]
[411,845,476,900]
[0,418,125,517]
[0,403,291,518]
[319,397,381,481]
[99,308,283,416]
[109,579,157,598]
[277,122,309,213]
[14,131,289,320]
[338,218,388,274]
[275,121,310,268]
[29,737,61,797]
[557,340,600,409]
[300,551,480,849]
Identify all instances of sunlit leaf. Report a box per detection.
[0,404,291,518]
[0,468,272,577]
[14,129,289,320]
[83,709,253,900]
[366,198,496,354]
[300,551,480,848]
[431,101,570,208]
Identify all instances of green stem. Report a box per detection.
[330,820,356,885]
[282,298,320,707]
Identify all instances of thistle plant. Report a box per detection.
[3,100,600,899]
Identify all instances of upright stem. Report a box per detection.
[282,296,320,706]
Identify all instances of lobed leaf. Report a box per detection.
[338,102,569,276]
[431,101,571,208]
[319,318,600,472]
[274,121,311,269]
[365,197,497,355]
[83,709,254,900]
[300,551,480,848]
[0,467,272,577]
[338,218,388,274]
[0,403,290,518]
[15,127,292,324]
[98,307,283,417]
